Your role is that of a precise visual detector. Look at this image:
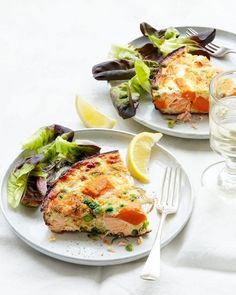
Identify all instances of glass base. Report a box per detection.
[201,161,236,195]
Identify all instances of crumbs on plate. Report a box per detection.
[136,237,143,245]
[48,234,56,242]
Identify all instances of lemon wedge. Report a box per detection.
[126,132,163,183]
[75,96,116,128]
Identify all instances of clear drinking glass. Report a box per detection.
[201,70,236,191]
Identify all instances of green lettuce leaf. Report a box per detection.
[42,136,100,164]
[144,25,205,56]
[147,33,184,56]
[7,154,44,208]
[159,39,186,56]
[22,124,73,152]
[22,127,55,152]
[109,44,140,60]
[7,163,36,208]
[134,59,151,93]
[164,27,180,39]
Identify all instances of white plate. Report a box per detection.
[0,129,193,266]
[129,26,236,139]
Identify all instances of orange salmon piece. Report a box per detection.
[191,96,209,113]
[82,175,114,198]
[116,208,147,225]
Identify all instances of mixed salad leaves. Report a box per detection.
[7,125,100,208]
[92,22,216,119]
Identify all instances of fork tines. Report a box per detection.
[186,27,219,53]
[157,167,182,212]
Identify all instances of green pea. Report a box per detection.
[141,220,149,230]
[93,206,101,214]
[90,227,99,236]
[105,206,114,213]
[83,214,93,222]
[83,198,91,205]
[57,193,64,199]
[167,119,176,128]
[89,201,98,210]
[130,194,137,201]
[131,229,139,236]
[125,244,133,252]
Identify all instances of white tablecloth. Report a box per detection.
[1,0,236,294]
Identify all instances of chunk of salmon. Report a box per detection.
[82,175,114,198]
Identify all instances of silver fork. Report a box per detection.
[140,167,182,281]
[186,27,236,57]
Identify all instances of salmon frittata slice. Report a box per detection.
[151,47,220,116]
[42,151,153,236]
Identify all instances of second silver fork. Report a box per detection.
[186,27,236,57]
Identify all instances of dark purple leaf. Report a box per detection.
[36,177,47,197]
[136,43,162,62]
[140,22,167,38]
[21,176,44,207]
[92,59,135,81]
[110,82,140,119]
[189,29,216,47]
[15,154,44,170]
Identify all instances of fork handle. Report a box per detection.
[227,50,236,54]
[140,212,167,281]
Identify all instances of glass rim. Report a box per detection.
[210,70,236,105]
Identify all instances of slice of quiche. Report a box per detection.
[151,47,220,115]
[42,151,152,236]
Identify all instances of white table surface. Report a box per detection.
[1,0,236,294]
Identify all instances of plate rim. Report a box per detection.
[126,25,236,139]
[0,128,194,266]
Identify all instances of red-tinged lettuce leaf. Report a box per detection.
[92,59,135,81]
[7,154,44,208]
[20,175,46,207]
[187,29,216,59]
[110,81,140,119]
[43,160,71,188]
[136,43,163,62]
[140,22,167,38]
[140,23,215,59]
[36,177,47,197]
[189,29,216,47]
